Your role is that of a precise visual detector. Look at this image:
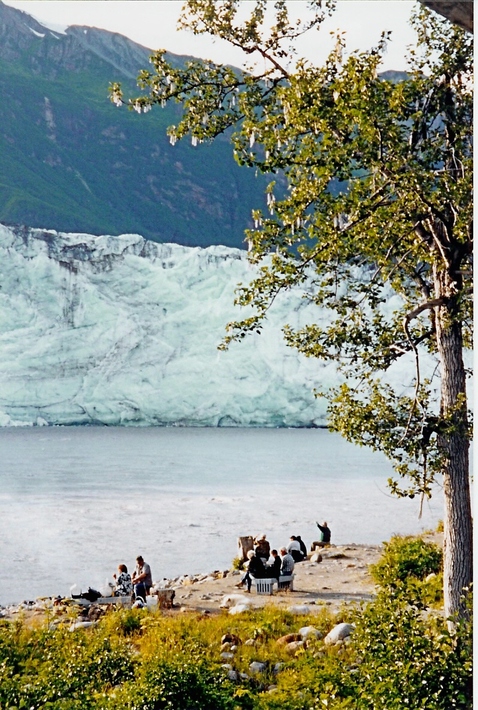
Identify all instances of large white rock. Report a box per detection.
[324,622,355,645]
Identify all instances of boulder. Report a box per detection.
[285,640,305,654]
[229,603,251,615]
[219,594,248,609]
[324,623,355,645]
[277,633,302,646]
[299,625,322,640]
[249,661,267,674]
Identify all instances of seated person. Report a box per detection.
[279,547,295,576]
[315,521,331,547]
[265,549,281,581]
[254,533,271,563]
[132,555,153,600]
[287,535,305,562]
[297,535,308,560]
[236,550,266,592]
[113,563,133,596]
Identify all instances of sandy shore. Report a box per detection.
[1,534,442,623]
[172,543,381,614]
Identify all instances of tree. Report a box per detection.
[110,0,473,621]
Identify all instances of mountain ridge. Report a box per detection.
[0,0,267,248]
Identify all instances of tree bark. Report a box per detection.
[434,272,473,621]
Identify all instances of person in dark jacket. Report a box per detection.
[296,535,308,560]
[265,549,281,581]
[254,533,271,563]
[316,521,331,545]
[236,550,266,592]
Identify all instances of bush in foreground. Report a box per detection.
[0,536,471,710]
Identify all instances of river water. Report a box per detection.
[0,426,443,604]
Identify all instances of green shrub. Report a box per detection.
[0,578,471,710]
[370,535,443,599]
[104,656,238,710]
[232,556,245,571]
[345,590,473,709]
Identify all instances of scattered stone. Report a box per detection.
[277,633,302,646]
[198,576,216,584]
[220,652,234,660]
[227,669,239,681]
[249,661,267,674]
[244,639,256,646]
[273,662,284,674]
[286,640,305,654]
[69,620,97,631]
[219,594,248,609]
[299,626,322,640]
[324,623,355,645]
[310,553,323,564]
[221,633,241,646]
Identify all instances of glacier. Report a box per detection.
[0,223,444,428]
[0,223,340,427]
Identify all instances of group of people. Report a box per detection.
[235,544,292,593]
[112,555,152,601]
[236,523,331,593]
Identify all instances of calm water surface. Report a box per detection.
[0,427,443,604]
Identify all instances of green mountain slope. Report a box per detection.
[0,1,267,247]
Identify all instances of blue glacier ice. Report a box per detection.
[0,223,440,427]
[0,224,333,426]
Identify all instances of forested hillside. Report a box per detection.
[0,1,267,247]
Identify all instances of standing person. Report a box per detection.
[265,549,281,581]
[316,521,331,546]
[279,547,295,576]
[132,555,152,600]
[113,563,133,597]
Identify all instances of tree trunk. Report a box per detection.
[434,274,473,621]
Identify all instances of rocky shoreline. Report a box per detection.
[0,543,384,625]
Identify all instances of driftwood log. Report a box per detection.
[151,589,175,609]
[237,536,254,562]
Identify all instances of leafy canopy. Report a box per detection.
[110,2,472,501]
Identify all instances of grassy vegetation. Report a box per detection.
[0,534,471,709]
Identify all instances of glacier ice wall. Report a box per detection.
[0,223,348,427]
